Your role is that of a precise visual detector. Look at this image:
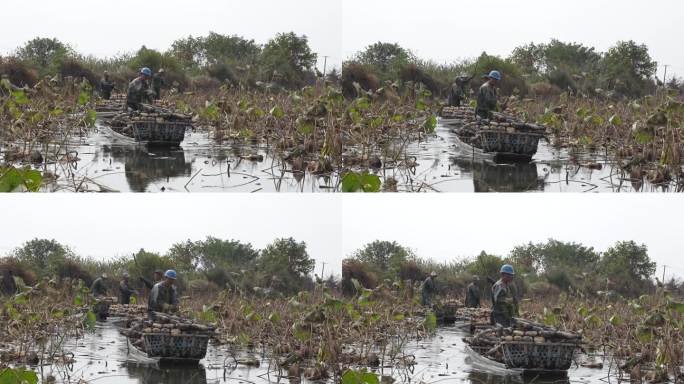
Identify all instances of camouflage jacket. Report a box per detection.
[475,82,498,118]
[126,77,150,104]
[491,279,518,318]
[152,74,165,90]
[465,282,481,307]
[421,277,436,295]
[90,277,107,297]
[148,282,178,312]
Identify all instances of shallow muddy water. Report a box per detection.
[5,119,677,192]
[373,119,678,192]
[29,124,339,192]
[37,320,616,384]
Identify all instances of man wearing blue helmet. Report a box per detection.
[475,70,501,119]
[148,269,179,313]
[126,67,154,111]
[490,264,519,327]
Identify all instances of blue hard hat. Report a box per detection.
[500,264,515,275]
[487,70,502,81]
[141,67,152,77]
[164,269,177,280]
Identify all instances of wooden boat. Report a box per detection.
[452,126,543,163]
[114,315,210,365]
[464,319,581,373]
[440,106,545,163]
[465,345,523,375]
[102,120,188,146]
[129,120,188,147]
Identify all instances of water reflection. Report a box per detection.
[124,362,207,384]
[102,146,192,192]
[454,159,544,192]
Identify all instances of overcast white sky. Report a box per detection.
[342,195,684,280]
[343,0,684,78]
[0,0,342,71]
[0,195,342,278]
[3,1,681,78]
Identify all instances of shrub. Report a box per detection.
[55,258,94,286]
[397,260,425,282]
[0,57,39,87]
[341,259,378,296]
[190,75,221,91]
[207,62,237,84]
[341,62,379,98]
[0,258,37,286]
[60,58,99,87]
[529,82,562,98]
[398,63,444,96]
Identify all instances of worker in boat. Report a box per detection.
[140,269,163,290]
[491,264,519,327]
[475,70,501,119]
[90,273,109,297]
[465,275,481,308]
[0,269,17,296]
[448,74,474,107]
[148,269,179,313]
[100,71,116,100]
[421,271,438,307]
[119,272,138,305]
[126,67,154,111]
[152,68,165,100]
[0,74,25,96]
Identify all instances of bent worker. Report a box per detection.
[0,270,17,296]
[90,273,108,297]
[100,71,115,100]
[475,70,501,119]
[140,269,163,290]
[491,264,519,327]
[152,68,165,100]
[119,272,138,305]
[448,74,473,107]
[148,269,179,313]
[126,67,154,111]
[465,275,481,308]
[421,271,438,307]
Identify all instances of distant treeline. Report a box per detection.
[0,237,332,297]
[343,239,677,299]
[0,33,338,92]
[342,40,683,100]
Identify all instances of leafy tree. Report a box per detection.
[467,52,528,96]
[599,240,656,295]
[128,46,181,73]
[600,40,657,97]
[509,239,599,275]
[129,248,173,281]
[168,237,258,273]
[260,32,316,87]
[258,238,315,293]
[351,240,415,277]
[170,33,260,70]
[201,32,260,66]
[355,42,414,81]
[465,251,505,281]
[12,238,73,277]
[16,37,72,74]
[169,35,204,72]
[509,42,545,79]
